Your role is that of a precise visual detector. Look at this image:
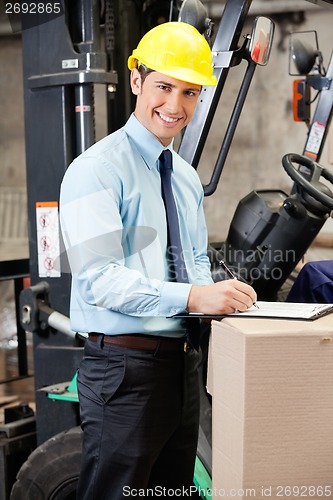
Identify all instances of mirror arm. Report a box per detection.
[203,59,257,196]
[306,74,331,91]
[212,38,250,71]
[231,35,251,66]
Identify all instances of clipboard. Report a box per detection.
[170,301,333,321]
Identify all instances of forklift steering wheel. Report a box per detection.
[282,153,333,211]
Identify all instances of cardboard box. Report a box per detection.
[207,315,333,499]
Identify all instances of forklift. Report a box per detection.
[0,0,333,498]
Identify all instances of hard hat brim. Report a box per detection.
[128,55,217,87]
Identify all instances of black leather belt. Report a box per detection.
[88,333,188,352]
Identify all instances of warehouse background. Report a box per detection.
[0,0,332,261]
[0,0,333,454]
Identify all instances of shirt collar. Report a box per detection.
[124,113,174,169]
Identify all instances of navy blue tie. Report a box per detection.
[159,149,200,350]
[160,149,189,284]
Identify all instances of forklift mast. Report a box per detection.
[21,0,119,445]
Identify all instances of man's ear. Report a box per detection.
[130,68,142,95]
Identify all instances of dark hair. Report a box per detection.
[137,63,154,85]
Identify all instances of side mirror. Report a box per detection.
[289,31,321,76]
[249,16,274,66]
[178,0,213,35]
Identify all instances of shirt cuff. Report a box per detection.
[159,281,192,317]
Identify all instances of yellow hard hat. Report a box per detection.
[128,22,217,87]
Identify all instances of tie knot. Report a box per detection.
[159,149,173,171]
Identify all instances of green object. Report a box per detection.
[46,372,79,403]
[193,455,212,499]
[67,371,78,394]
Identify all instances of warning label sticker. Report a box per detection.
[36,201,61,278]
[305,121,325,155]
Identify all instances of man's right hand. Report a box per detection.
[186,280,257,315]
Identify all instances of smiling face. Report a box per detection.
[130,68,201,146]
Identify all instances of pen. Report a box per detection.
[218,259,259,309]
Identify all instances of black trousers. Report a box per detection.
[76,336,201,500]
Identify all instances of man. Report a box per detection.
[287,260,333,303]
[60,22,257,499]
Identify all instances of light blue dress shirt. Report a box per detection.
[60,113,213,337]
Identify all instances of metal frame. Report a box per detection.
[303,51,333,162]
[178,0,253,168]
